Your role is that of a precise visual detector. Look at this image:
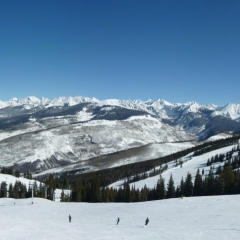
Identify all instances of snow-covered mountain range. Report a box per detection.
[1,96,240,123]
[0,96,240,174]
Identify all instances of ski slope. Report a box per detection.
[109,144,239,190]
[0,195,240,240]
[0,174,70,201]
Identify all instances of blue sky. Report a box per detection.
[0,0,239,105]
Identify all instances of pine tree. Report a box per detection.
[76,184,82,202]
[233,172,240,194]
[130,185,136,202]
[180,177,184,197]
[141,185,148,201]
[8,183,13,198]
[193,169,202,196]
[184,172,193,197]
[124,181,131,202]
[72,181,82,202]
[207,169,215,195]
[135,189,141,202]
[156,175,165,199]
[220,166,234,194]
[14,169,20,178]
[202,176,208,195]
[91,177,101,202]
[214,176,224,195]
[166,174,175,198]
[117,188,125,202]
[60,190,65,202]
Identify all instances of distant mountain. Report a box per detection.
[0,96,240,174]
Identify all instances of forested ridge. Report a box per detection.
[1,135,240,202]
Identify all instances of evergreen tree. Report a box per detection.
[156,175,165,199]
[117,187,125,202]
[141,185,148,201]
[202,176,208,196]
[184,172,193,197]
[220,166,234,194]
[124,181,131,202]
[180,177,184,197]
[14,169,20,178]
[45,174,57,190]
[0,181,7,197]
[135,189,141,202]
[130,185,136,202]
[91,177,101,202]
[8,183,13,198]
[214,176,224,195]
[72,181,82,202]
[60,189,65,202]
[207,169,215,195]
[233,172,240,194]
[166,174,175,198]
[193,169,202,196]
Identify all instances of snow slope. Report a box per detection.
[110,143,239,190]
[0,195,240,240]
[0,174,39,187]
[0,174,69,201]
[0,115,194,172]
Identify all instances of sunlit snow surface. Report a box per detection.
[109,144,238,190]
[0,196,240,240]
[0,174,40,187]
[0,114,193,170]
[1,143,240,239]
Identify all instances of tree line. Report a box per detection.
[40,135,240,188]
[1,135,240,202]
[56,141,240,202]
[0,180,46,199]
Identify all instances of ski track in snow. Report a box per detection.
[0,195,240,240]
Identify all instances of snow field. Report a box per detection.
[0,195,240,240]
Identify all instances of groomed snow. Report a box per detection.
[0,195,240,240]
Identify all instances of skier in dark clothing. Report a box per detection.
[69,214,72,223]
[145,217,149,225]
[116,217,120,225]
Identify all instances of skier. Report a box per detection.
[116,217,120,225]
[69,214,72,223]
[145,217,149,225]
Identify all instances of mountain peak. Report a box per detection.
[220,103,240,120]
[0,96,240,121]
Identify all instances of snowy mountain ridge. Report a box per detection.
[0,96,240,175]
[1,96,240,120]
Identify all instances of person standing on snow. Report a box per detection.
[145,217,149,225]
[116,217,120,225]
[69,214,72,223]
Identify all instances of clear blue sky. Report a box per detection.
[0,0,239,105]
